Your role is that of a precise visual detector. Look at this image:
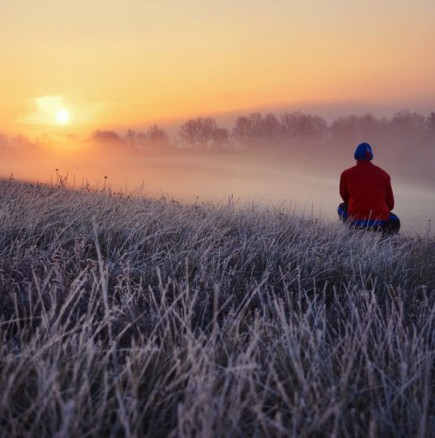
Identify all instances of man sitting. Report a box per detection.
[338,142,400,234]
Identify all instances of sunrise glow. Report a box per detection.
[1,0,435,232]
[1,4,435,434]
[0,0,434,137]
[55,109,70,125]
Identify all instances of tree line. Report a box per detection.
[1,109,434,155]
[90,110,435,153]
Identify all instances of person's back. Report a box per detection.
[340,161,394,220]
[338,142,400,234]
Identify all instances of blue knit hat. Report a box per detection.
[354,142,373,161]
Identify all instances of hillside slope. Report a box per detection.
[0,179,434,437]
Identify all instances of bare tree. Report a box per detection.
[329,113,387,144]
[391,110,425,130]
[211,128,230,149]
[281,111,327,140]
[124,126,171,151]
[390,110,426,147]
[232,113,281,148]
[232,115,253,148]
[179,117,219,149]
[426,112,435,141]
[263,113,281,137]
[427,112,435,129]
[147,125,171,149]
[329,115,360,141]
[125,129,137,147]
[92,130,124,144]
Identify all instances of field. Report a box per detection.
[0,178,434,437]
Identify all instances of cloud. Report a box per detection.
[18,95,70,125]
[17,95,129,131]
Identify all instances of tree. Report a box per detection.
[389,110,426,148]
[262,113,281,141]
[330,113,387,143]
[146,125,171,149]
[426,111,435,133]
[92,130,123,144]
[210,128,230,149]
[232,113,281,148]
[179,117,219,149]
[125,129,137,147]
[329,115,358,141]
[391,110,425,131]
[232,115,254,148]
[124,126,171,151]
[281,111,327,140]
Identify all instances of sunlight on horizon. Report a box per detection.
[1,1,435,135]
[18,96,73,127]
[1,0,434,236]
[55,109,70,125]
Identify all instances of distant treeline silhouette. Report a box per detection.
[1,110,434,153]
[85,110,435,179]
[1,110,435,179]
[90,110,435,155]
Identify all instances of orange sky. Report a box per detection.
[1,0,435,137]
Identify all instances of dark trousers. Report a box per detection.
[337,203,400,235]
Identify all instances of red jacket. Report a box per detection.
[340,161,394,220]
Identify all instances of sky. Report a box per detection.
[1,0,435,137]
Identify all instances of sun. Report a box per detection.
[55,109,70,124]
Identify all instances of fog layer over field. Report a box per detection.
[1,136,434,236]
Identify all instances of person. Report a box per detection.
[338,142,400,234]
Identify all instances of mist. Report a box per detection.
[1,109,435,236]
[0,133,435,235]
